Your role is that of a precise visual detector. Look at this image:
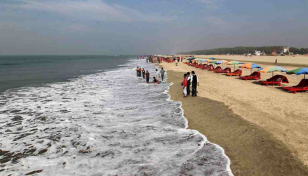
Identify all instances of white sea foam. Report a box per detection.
[0,59,233,176]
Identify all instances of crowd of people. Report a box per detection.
[137,56,200,98]
[136,66,165,84]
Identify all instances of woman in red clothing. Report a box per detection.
[183,74,188,98]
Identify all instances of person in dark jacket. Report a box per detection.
[191,71,199,97]
[145,70,150,83]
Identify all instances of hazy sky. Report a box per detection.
[1,0,308,55]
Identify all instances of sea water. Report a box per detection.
[0,55,131,94]
[0,58,233,175]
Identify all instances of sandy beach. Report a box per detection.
[159,57,308,175]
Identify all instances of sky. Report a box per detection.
[0,0,308,55]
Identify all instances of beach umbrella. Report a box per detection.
[195,58,206,62]
[198,59,208,62]
[228,61,244,70]
[240,63,262,73]
[287,67,308,79]
[260,66,287,76]
[215,60,228,68]
[188,57,195,60]
[209,60,218,67]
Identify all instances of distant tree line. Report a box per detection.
[177,46,308,55]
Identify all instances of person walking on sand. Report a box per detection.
[142,68,145,79]
[175,58,178,66]
[186,72,191,96]
[183,74,188,98]
[275,58,277,64]
[191,71,199,97]
[145,70,150,83]
[161,67,165,81]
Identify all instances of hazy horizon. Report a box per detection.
[1,0,308,55]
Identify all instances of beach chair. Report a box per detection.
[208,64,215,71]
[259,75,289,86]
[216,67,231,73]
[195,64,203,68]
[282,79,308,94]
[240,71,261,81]
[226,69,242,76]
[214,66,222,73]
[199,64,206,69]
[202,64,209,70]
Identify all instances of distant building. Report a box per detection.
[283,47,290,53]
[255,50,261,56]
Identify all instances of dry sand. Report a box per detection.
[159,59,308,176]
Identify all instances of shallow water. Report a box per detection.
[0,59,232,176]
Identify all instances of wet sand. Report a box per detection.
[159,61,308,175]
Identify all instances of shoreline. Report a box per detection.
[163,68,308,175]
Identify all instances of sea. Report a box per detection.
[0,56,233,176]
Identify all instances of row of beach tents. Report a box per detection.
[182,57,308,94]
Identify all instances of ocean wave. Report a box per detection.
[0,59,232,176]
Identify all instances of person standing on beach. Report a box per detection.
[146,70,150,83]
[186,72,191,96]
[142,68,145,79]
[138,67,141,77]
[161,68,165,81]
[136,67,139,77]
[175,58,178,66]
[191,71,199,97]
[156,69,160,80]
[183,74,188,98]
[275,58,278,64]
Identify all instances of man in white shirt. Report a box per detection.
[156,69,160,80]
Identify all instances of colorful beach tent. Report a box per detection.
[215,60,228,64]
[240,63,262,73]
[287,67,308,79]
[260,66,287,76]
[228,61,244,70]
[209,58,215,60]
[215,60,229,68]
